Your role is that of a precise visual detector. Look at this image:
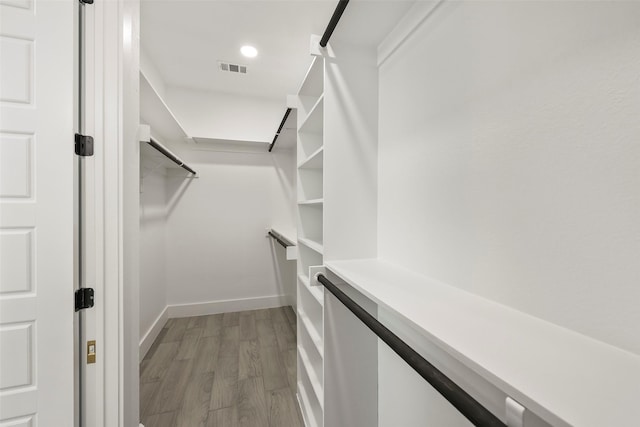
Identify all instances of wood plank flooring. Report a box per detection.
[140,307,304,427]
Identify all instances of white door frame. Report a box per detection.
[82,0,140,425]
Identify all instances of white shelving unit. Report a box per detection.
[139,70,198,179]
[296,55,325,427]
[325,258,640,427]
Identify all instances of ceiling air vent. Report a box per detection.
[219,61,247,74]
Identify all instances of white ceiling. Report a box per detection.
[141,0,415,101]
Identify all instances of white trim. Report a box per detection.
[138,306,169,362]
[99,1,126,426]
[377,0,444,67]
[167,294,291,318]
[139,294,296,360]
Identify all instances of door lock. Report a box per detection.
[87,340,96,364]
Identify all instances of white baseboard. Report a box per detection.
[139,306,169,362]
[139,294,295,360]
[166,294,292,319]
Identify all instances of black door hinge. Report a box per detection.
[75,133,94,156]
[75,288,95,311]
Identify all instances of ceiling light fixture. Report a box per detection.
[240,45,258,58]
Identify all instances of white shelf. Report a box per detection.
[140,139,183,172]
[298,346,324,409]
[298,273,323,306]
[298,237,324,255]
[140,71,190,143]
[268,228,297,260]
[298,146,324,169]
[298,95,324,135]
[297,380,320,427]
[298,308,323,355]
[298,56,324,98]
[298,198,323,206]
[325,258,640,427]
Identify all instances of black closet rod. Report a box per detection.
[319,0,350,47]
[148,138,196,175]
[316,274,507,427]
[268,108,293,152]
[268,230,295,249]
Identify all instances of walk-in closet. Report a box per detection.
[1,0,639,425]
[133,1,640,426]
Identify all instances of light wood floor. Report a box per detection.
[140,307,304,427]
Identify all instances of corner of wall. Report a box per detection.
[139,306,169,362]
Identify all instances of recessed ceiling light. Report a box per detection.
[240,45,258,58]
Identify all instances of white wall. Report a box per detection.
[140,47,166,99]
[377,0,640,423]
[139,172,168,345]
[166,86,285,143]
[164,147,297,311]
[378,0,640,356]
[323,44,379,263]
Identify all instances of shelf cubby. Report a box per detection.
[298,56,323,98]
[298,133,323,164]
[298,204,323,244]
[298,307,323,356]
[298,56,324,119]
[297,244,323,278]
[298,146,324,169]
[298,96,324,135]
[298,273,323,306]
[298,378,321,427]
[298,348,324,409]
[298,169,323,202]
[298,238,323,255]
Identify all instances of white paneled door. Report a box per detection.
[0,0,75,425]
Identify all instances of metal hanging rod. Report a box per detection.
[268,108,293,152]
[148,138,196,175]
[316,274,507,427]
[268,229,295,249]
[319,0,350,47]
